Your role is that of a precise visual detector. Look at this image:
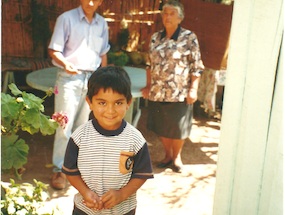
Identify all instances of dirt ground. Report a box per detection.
[1,91,221,215]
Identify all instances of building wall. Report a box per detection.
[1,0,161,59]
[213,0,283,214]
[182,0,233,70]
[1,0,79,58]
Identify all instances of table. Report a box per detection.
[1,58,52,93]
[26,66,146,127]
[1,62,32,93]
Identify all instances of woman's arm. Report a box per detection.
[187,74,200,104]
[140,66,151,99]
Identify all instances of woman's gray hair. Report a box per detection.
[162,0,185,20]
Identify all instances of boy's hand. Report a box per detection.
[82,190,103,210]
[101,179,147,209]
[101,189,122,209]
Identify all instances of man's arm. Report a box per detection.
[101,53,108,67]
[101,142,153,209]
[48,49,79,74]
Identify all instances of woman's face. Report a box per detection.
[162,6,182,30]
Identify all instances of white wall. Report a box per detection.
[213,0,284,214]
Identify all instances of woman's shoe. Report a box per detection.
[156,160,173,168]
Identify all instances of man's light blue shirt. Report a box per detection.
[48,6,110,71]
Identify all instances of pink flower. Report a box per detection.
[54,86,59,95]
[52,112,68,128]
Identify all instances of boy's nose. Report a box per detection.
[106,104,116,114]
[89,1,94,6]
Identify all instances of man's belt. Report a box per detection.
[78,69,95,73]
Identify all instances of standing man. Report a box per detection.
[48,0,110,190]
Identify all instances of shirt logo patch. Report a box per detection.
[125,157,134,170]
[119,151,135,174]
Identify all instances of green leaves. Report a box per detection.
[1,93,22,119]
[1,179,60,214]
[107,51,129,66]
[1,83,59,176]
[1,134,29,170]
[1,83,55,135]
[9,83,22,95]
[39,114,59,135]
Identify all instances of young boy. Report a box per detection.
[62,66,154,215]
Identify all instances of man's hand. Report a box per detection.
[64,63,80,75]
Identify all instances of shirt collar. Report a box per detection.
[92,118,127,136]
[161,25,181,41]
[78,6,98,23]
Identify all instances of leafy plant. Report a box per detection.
[1,84,68,178]
[1,179,62,215]
[107,51,129,66]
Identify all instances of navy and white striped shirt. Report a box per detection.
[63,119,153,214]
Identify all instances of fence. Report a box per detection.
[2,0,233,69]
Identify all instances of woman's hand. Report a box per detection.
[141,66,151,99]
[141,86,150,99]
[186,88,198,104]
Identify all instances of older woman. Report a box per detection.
[141,0,204,173]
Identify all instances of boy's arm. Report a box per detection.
[63,139,103,210]
[101,178,146,209]
[102,142,153,209]
[66,174,103,210]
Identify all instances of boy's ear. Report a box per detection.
[86,96,92,106]
[127,97,133,109]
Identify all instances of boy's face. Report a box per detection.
[86,88,132,130]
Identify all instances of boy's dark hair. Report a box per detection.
[87,66,132,102]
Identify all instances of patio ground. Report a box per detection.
[1,90,221,215]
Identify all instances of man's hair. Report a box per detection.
[162,0,184,20]
[87,66,132,102]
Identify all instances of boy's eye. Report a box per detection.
[98,101,106,106]
[116,101,123,105]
